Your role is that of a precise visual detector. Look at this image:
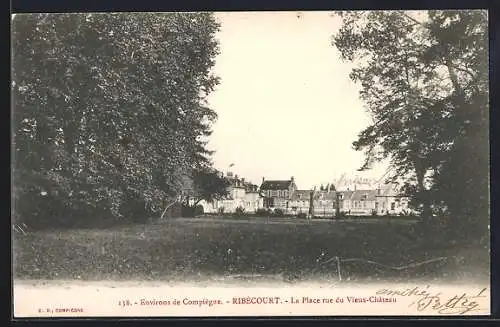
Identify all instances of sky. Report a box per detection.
[206,11,389,190]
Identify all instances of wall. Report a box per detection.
[244,192,264,213]
[338,197,412,216]
[313,199,336,216]
[375,196,411,215]
[339,199,375,215]
[288,199,310,214]
[231,187,246,200]
[200,190,264,214]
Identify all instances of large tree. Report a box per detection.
[422,11,489,236]
[12,13,221,227]
[333,10,488,236]
[180,169,230,207]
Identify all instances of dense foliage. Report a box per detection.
[12,13,222,228]
[180,169,230,207]
[333,10,489,237]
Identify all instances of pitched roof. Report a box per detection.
[260,180,292,190]
[226,175,259,191]
[375,183,405,197]
[316,191,337,201]
[351,189,378,201]
[335,173,379,191]
[244,182,259,193]
[290,190,337,201]
[336,190,355,200]
[291,190,313,201]
[225,178,244,190]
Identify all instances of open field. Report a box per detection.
[13,216,489,284]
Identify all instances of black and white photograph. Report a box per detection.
[11,10,490,317]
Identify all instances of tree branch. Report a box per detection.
[402,12,428,29]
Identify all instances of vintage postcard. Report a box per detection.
[11,10,490,317]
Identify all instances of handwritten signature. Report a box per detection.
[376,286,488,315]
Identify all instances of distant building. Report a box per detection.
[200,172,263,214]
[288,185,336,217]
[335,173,379,192]
[374,183,411,215]
[289,190,313,214]
[312,189,337,217]
[337,189,378,215]
[242,178,263,213]
[260,176,297,210]
[337,183,412,216]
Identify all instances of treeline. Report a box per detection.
[334,10,489,239]
[11,13,223,229]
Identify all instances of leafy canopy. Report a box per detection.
[12,13,223,227]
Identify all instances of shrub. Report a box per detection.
[120,194,150,223]
[297,212,307,219]
[371,209,377,216]
[218,207,225,215]
[273,208,284,216]
[235,206,246,216]
[335,211,346,219]
[181,205,195,217]
[194,205,204,216]
[255,208,269,216]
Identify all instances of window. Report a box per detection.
[266,198,274,207]
[391,202,395,210]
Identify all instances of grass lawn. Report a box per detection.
[13,216,490,284]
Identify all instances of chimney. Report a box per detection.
[291,176,294,182]
[262,177,265,183]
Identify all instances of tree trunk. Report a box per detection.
[309,191,314,218]
[446,62,461,94]
[414,158,432,224]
